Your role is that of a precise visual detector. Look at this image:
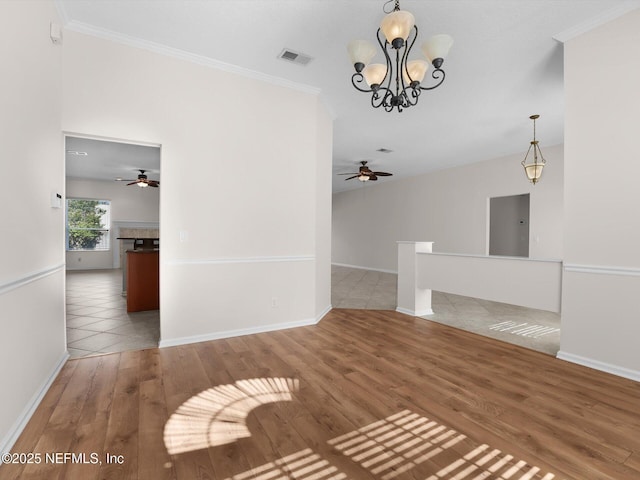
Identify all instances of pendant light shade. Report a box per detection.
[380,10,415,46]
[523,162,545,183]
[347,40,377,71]
[362,63,388,88]
[403,59,429,86]
[421,34,454,64]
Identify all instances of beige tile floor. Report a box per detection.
[66,269,159,358]
[331,264,561,355]
[66,266,559,359]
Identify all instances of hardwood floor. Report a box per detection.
[2,309,639,479]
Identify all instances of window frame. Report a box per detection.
[65,198,112,252]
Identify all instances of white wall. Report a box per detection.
[65,178,159,269]
[315,104,333,317]
[559,9,640,380]
[0,1,67,452]
[61,30,332,345]
[332,146,564,272]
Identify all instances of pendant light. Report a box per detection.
[522,114,546,184]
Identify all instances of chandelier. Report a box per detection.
[347,0,453,112]
[522,115,546,184]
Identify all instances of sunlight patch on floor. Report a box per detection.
[489,321,560,338]
[329,410,466,479]
[224,448,347,480]
[164,377,299,455]
[330,410,558,480]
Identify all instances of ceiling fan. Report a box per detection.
[338,161,393,182]
[116,169,159,188]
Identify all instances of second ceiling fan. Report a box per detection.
[117,169,159,188]
[338,161,392,182]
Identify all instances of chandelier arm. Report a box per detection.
[372,87,393,109]
[351,72,374,93]
[418,68,446,91]
[404,86,420,107]
[402,25,418,85]
[377,28,393,94]
[395,49,401,97]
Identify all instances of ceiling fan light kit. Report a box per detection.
[347,0,453,112]
[116,169,160,188]
[521,115,546,184]
[338,161,393,183]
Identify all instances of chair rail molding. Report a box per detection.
[0,263,65,297]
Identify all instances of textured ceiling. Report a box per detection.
[57,0,640,192]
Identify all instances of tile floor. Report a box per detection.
[66,266,560,359]
[66,269,159,358]
[331,264,561,355]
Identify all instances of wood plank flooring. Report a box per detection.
[2,309,639,480]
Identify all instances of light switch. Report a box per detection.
[51,191,62,208]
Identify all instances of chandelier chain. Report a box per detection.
[382,0,398,14]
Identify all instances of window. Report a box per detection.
[66,199,111,251]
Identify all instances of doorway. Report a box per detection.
[489,194,530,257]
[64,135,161,358]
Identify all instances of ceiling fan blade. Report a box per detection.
[369,175,378,181]
[126,181,138,186]
[373,171,392,176]
[337,172,359,175]
[344,175,359,181]
[149,183,159,187]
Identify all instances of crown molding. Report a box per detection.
[553,2,640,43]
[63,20,322,96]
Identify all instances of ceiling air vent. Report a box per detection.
[278,48,313,66]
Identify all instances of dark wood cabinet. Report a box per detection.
[126,250,159,312]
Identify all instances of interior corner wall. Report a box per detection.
[60,30,331,345]
[0,0,67,452]
[332,146,564,272]
[560,9,640,380]
[314,104,333,318]
[65,178,160,270]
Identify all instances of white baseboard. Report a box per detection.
[556,351,640,382]
[332,262,397,275]
[0,351,69,453]
[159,315,325,349]
[396,307,434,317]
[316,304,332,322]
